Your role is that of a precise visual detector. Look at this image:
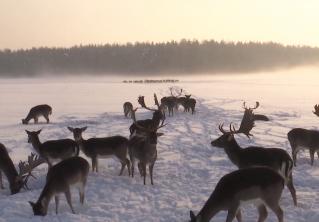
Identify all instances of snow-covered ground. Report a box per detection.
[1,67,319,221]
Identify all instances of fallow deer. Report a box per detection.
[25,130,79,167]
[0,143,45,194]
[123,101,133,118]
[287,128,319,166]
[22,104,52,124]
[29,156,89,216]
[128,108,165,185]
[68,127,130,175]
[160,88,183,116]
[129,93,165,136]
[189,167,285,222]
[211,124,297,206]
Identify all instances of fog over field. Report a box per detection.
[0,67,319,221]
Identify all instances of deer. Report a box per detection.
[67,127,130,175]
[129,93,165,136]
[287,128,319,166]
[189,167,285,222]
[123,101,133,118]
[160,88,183,116]
[128,108,165,185]
[22,104,52,124]
[29,156,89,216]
[0,143,45,194]
[211,124,297,206]
[243,101,269,122]
[183,95,196,114]
[25,129,79,168]
[313,104,319,117]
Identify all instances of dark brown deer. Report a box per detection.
[183,95,196,114]
[25,130,79,167]
[123,101,133,118]
[128,108,165,185]
[287,128,319,166]
[160,88,183,116]
[22,104,52,124]
[129,94,165,136]
[189,167,285,222]
[313,104,319,117]
[68,127,130,175]
[29,156,89,216]
[0,143,45,194]
[211,124,297,206]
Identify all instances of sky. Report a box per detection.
[0,0,319,49]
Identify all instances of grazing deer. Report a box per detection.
[0,143,45,194]
[287,128,319,166]
[68,127,130,175]
[128,108,165,185]
[25,130,79,167]
[123,102,133,118]
[22,104,52,124]
[29,156,89,216]
[211,124,297,206]
[184,95,196,114]
[129,94,165,136]
[189,167,285,222]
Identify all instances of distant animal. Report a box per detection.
[29,156,89,216]
[22,104,52,124]
[189,167,285,222]
[0,143,44,194]
[160,87,183,116]
[68,126,130,175]
[128,108,165,185]
[287,128,319,166]
[211,124,297,206]
[25,130,79,167]
[183,95,196,114]
[123,102,133,118]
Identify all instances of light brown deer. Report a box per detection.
[29,156,89,216]
[22,104,52,124]
[0,143,45,194]
[68,127,130,175]
[189,167,285,222]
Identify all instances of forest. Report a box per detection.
[0,39,319,76]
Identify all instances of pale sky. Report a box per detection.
[1,0,319,49]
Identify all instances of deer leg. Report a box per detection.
[287,173,297,206]
[310,150,315,166]
[44,115,49,123]
[131,159,135,178]
[34,117,38,124]
[149,162,155,185]
[65,188,75,214]
[55,195,59,214]
[138,162,143,177]
[257,204,268,222]
[0,171,4,189]
[292,149,297,167]
[226,203,240,222]
[141,163,147,185]
[126,158,131,176]
[268,203,283,222]
[235,209,242,222]
[92,157,98,172]
[79,180,85,204]
[119,160,126,176]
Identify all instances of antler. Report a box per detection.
[169,87,183,97]
[313,104,319,117]
[243,101,259,110]
[18,153,45,189]
[218,123,227,134]
[138,96,158,111]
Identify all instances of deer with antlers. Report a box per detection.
[160,88,183,116]
[128,106,166,185]
[129,94,165,136]
[211,124,297,206]
[0,143,45,194]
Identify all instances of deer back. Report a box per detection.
[80,136,128,158]
[25,105,52,120]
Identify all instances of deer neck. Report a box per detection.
[197,201,220,222]
[37,183,54,213]
[30,136,42,154]
[75,137,87,154]
[1,157,19,186]
[223,139,242,167]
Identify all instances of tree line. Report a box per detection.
[0,39,319,76]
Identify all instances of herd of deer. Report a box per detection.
[1,90,319,221]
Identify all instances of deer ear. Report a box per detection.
[67,127,74,132]
[190,211,196,220]
[36,129,42,134]
[25,130,30,134]
[81,126,87,132]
